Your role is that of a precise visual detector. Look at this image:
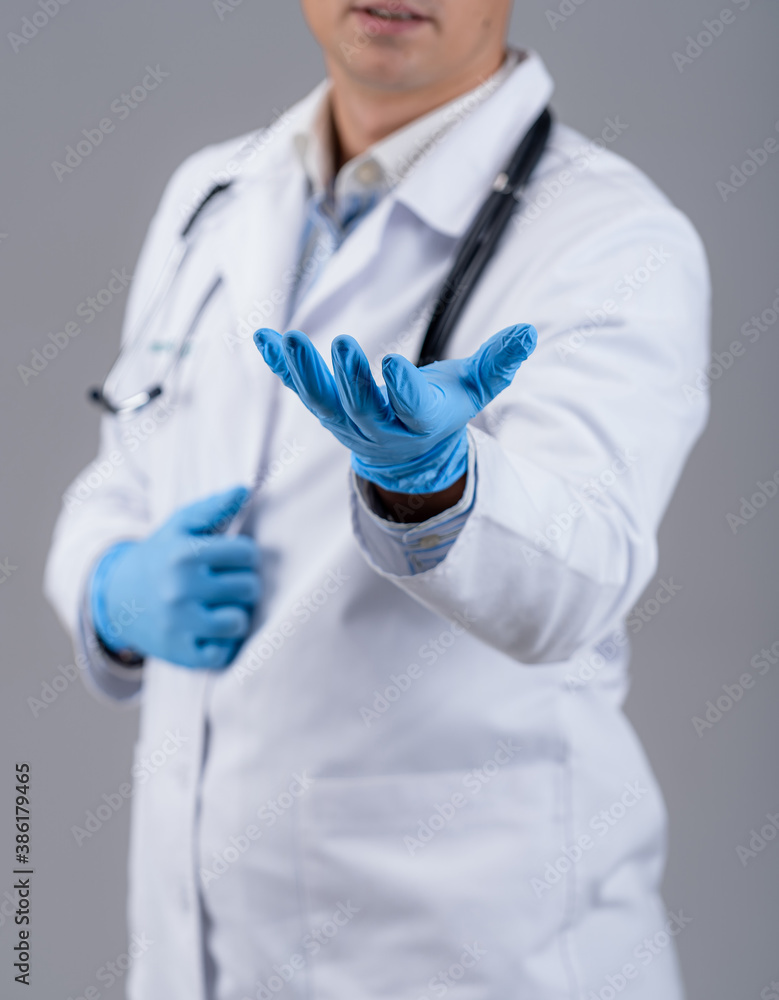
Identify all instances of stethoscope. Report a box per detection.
[88,107,552,416]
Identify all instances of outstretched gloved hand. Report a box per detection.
[253,324,537,495]
[89,485,260,669]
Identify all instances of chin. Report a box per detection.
[337,40,433,90]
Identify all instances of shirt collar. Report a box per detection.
[293,48,523,206]
[395,50,554,237]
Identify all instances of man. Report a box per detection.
[45,1,709,997]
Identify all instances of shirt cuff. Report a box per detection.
[351,433,477,575]
[77,566,145,703]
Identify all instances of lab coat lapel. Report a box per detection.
[203,163,309,490]
[395,51,554,238]
[286,193,397,337]
[216,166,310,345]
[280,51,554,338]
[214,79,326,344]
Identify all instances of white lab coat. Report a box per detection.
[45,53,709,1000]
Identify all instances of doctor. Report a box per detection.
[46,1,709,998]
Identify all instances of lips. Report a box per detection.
[350,4,432,33]
[353,3,428,20]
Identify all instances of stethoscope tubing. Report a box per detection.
[88,107,552,414]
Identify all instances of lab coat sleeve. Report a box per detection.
[43,145,227,700]
[76,580,148,703]
[351,441,477,575]
[350,187,711,665]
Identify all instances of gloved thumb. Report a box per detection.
[171,485,249,535]
[468,324,537,407]
[382,354,443,433]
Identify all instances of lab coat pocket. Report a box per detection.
[296,761,570,999]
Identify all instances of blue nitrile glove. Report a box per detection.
[89,486,260,669]
[253,324,537,494]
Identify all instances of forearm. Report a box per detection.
[369,474,467,523]
[352,425,660,665]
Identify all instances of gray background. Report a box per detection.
[1,0,777,997]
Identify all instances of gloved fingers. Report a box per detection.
[187,640,236,670]
[198,568,261,606]
[194,534,260,571]
[465,324,537,408]
[281,331,349,426]
[253,328,298,392]
[382,353,443,434]
[171,485,249,535]
[197,604,252,641]
[331,336,391,436]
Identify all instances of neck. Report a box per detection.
[327,49,508,170]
